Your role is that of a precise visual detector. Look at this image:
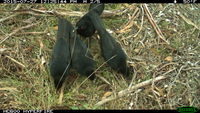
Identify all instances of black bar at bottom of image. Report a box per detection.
[0,109,181,113]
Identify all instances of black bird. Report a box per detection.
[76,4,105,38]
[49,17,72,91]
[50,18,96,104]
[69,26,96,80]
[87,11,130,76]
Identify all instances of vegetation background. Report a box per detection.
[0,4,199,109]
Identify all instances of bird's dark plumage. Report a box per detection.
[87,11,130,76]
[50,17,96,91]
[89,4,105,15]
[50,18,72,90]
[76,4,105,38]
[69,29,96,80]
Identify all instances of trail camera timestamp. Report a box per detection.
[3,0,37,3]
[3,0,100,3]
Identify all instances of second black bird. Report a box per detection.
[87,11,130,76]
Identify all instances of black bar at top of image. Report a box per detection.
[1,0,199,4]
[1,0,199,3]
[62,0,198,3]
[98,0,175,3]
[53,0,183,3]
[46,0,197,3]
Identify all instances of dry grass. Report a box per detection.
[0,4,199,109]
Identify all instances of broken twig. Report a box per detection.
[95,67,176,107]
